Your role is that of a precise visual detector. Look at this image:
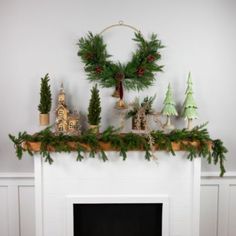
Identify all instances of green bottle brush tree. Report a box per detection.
[38,73,52,126]
[87,84,101,133]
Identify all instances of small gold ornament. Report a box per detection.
[115,99,127,110]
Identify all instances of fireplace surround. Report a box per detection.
[73,203,162,236]
[67,195,169,236]
[34,151,201,236]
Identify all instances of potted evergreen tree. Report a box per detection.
[182,73,198,130]
[161,83,178,130]
[38,74,52,126]
[87,84,101,133]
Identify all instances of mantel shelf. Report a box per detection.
[23,140,211,152]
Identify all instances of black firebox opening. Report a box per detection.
[74,203,162,236]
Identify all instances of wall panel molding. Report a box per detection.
[201,175,236,236]
[0,173,34,236]
[0,172,236,236]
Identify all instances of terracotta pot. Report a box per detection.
[39,113,49,126]
[89,124,99,134]
[132,116,146,130]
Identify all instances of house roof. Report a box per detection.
[56,104,69,112]
[68,114,79,121]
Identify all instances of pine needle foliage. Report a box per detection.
[77,32,164,91]
[88,84,101,125]
[38,74,52,114]
[9,124,227,177]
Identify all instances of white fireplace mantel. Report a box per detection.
[34,151,201,236]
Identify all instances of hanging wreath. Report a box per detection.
[77,29,164,101]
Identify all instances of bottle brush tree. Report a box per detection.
[88,84,101,126]
[161,83,178,129]
[38,73,52,126]
[38,73,52,114]
[182,72,198,130]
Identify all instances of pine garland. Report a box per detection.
[9,125,227,176]
[77,32,164,91]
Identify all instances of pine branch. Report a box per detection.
[77,32,164,91]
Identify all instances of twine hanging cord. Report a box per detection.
[99,21,141,35]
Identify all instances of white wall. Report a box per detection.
[0,0,236,172]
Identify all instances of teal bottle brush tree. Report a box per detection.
[161,83,178,130]
[182,72,198,130]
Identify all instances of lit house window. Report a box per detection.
[58,110,64,117]
[69,122,74,129]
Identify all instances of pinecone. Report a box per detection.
[137,67,145,77]
[95,66,102,74]
[147,55,155,62]
[115,72,125,81]
[85,53,93,60]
